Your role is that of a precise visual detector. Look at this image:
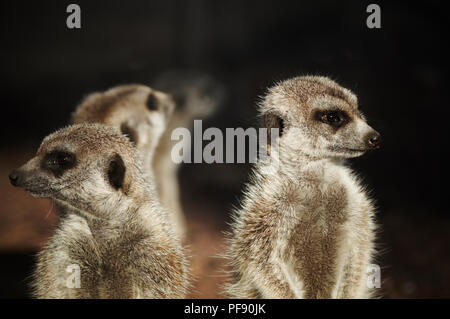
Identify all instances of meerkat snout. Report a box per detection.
[365,130,381,149]
[8,170,21,186]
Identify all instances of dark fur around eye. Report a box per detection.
[107,154,126,190]
[42,151,76,177]
[146,93,158,111]
[314,109,349,128]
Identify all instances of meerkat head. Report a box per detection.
[152,70,224,120]
[9,123,147,217]
[261,76,380,159]
[72,84,175,160]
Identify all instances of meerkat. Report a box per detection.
[151,71,224,239]
[225,76,381,299]
[72,84,175,180]
[9,123,189,298]
[72,84,191,240]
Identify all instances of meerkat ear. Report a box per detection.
[263,113,285,146]
[107,154,126,191]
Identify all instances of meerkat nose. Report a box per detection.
[366,131,381,149]
[8,169,22,187]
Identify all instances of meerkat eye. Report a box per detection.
[146,93,158,111]
[42,151,76,177]
[315,110,349,128]
[322,113,339,123]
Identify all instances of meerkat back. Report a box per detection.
[226,76,380,299]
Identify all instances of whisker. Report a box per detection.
[44,200,54,220]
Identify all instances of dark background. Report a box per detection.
[0,0,448,298]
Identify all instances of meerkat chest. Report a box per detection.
[287,164,369,221]
[275,165,374,297]
[278,165,372,256]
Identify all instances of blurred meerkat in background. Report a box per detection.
[226,76,380,298]
[72,84,174,179]
[9,123,189,298]
[72,85,192,237]
[152,70,225,239]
